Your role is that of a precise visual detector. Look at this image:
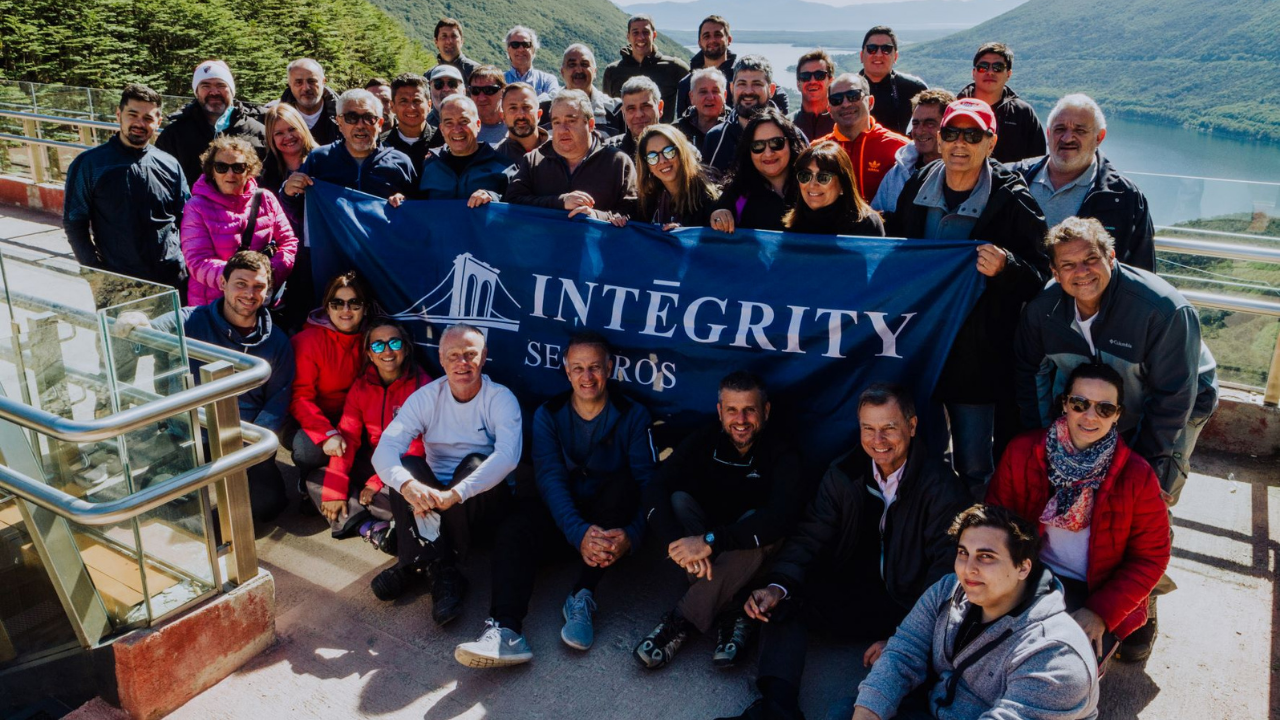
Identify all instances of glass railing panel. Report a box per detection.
[0,493,82,671]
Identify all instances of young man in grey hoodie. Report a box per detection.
[841,504,1098,720]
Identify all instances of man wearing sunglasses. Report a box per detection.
[789,49,835,141]
[503,26,560,96]
[956,42,1045,164]
[1015,217,1218,511]
[813,73,908,203]
[282,89,416,215]
[426,65,466,128]
[276,58,341,147]
[157,59,266,193]
[602,14,690,123]
[1008,94,1156,271]
[858,26,929,136]
[466,66,509,145]
[887,98,1049,498]
[673,15,789,121]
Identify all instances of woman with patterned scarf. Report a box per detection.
[987,362,1171,665]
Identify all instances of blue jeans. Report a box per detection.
[945,402,995,490]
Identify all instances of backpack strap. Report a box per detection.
[734,193,749,222]
[239,189,264,252]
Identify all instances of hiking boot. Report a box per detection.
[430,561,467,626]
[454,618,533,668]
[560,589,597,650]
[634,611,690,669]
[370,565,421,601]
[1118,596,1158,662]
[713,611,755,668]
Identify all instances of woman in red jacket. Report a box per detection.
[304,318,430,537]
[290,272,371,481]
[988,362,1170,664]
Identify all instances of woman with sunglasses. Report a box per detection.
[289,272,374,485]
[635,124,719,229]
[987,362,1170,665]
[181,136,298,307]
[308,318,431,538]
[709,108,808,234]
[260,104,318,234]
[781,141,884,237]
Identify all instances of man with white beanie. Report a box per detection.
[157,59,266,190]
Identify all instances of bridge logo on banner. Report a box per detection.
[305,182,985,465]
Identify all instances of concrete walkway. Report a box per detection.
[2,205,1276,719]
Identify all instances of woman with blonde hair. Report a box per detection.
[635,124,719,229]
[261,103,318,214]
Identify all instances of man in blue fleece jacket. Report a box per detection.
[454,331,655,668]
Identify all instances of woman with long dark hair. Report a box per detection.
[782,141,884,237]
[708,108,807,234]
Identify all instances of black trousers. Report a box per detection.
[390,453,512,570]
[757,570,908,704]
[489,472,639,633]
[246,458,288,525]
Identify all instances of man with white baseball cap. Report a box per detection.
[157,59,266,189]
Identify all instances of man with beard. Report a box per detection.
[704,55,777,173]
[157,59,265,191]
[673,15,788,120]
[495,83,549,164]
[282,89,416,217]
[789,50,835,141]
[278,58,341,146]
[815,73,909,203]
[606,76,663,158]
[872,88,954,213]
[602,14,689,123]
[66,83,189,293]
[674,68,727,149]
[1008,94,1155,270]
[434,18,480,85]
[467,66,509,145]
[385,73,441,173]
[858,26,929,136]
[540,44,622,137]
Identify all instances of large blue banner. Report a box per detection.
[307,181,984,466]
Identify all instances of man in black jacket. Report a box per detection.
[1008,94,1155,271]
[886,98,1048,496]
[717,385,969,720]
[156,60,265,191]
[433,18,480,85]
[858,26,928,136]
[602,14,690,123]
[634,371,811,671]
[278,58,341,146]
[956,42,1045,164]
[673,15,788,121]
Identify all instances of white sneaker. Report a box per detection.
[454,618,533,668]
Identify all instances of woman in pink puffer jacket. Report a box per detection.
[181,136,298,306]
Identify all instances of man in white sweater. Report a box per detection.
[371,323,523,626]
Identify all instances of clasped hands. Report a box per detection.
[580,525,631,568]
[400,478,461,516]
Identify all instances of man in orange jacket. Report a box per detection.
[815,73,908,204]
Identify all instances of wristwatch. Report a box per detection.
[703,531,716,549]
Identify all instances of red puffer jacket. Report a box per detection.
[988,429,1171,639]
[321,365,431,503]
[289,310,364,444]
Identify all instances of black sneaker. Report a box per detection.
[634,611,690,669]
[1117,596,1158,662]
[713,611,755,668]
[370,565,421,601]
[430,562,468,626]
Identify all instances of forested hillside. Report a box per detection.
[0,0,434,100]
[860,0,1280,142]
[365,0,689,75]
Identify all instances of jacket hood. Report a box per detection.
[207,299,274,348]
[303,306,368,339]
[892,141,919,169]
[688,49,736,71]
[950,563,1065,632]
[168,99,255,127]
[191,174,260,210]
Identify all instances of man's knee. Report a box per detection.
[670,490,706,533]
[454,453,488,483]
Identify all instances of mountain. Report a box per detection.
[363,0,689,76]
[620,0,1029,32]
[869,0,1280,142]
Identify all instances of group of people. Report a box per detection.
[58,11,1221,720]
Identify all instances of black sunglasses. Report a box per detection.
[796,169,836,185]
[974,61,1009,73]
[864,43,896,55]
[827,89,865,107]
[939,126,993,144]
[469,85,501,96]
[328,298,366,311]
[644,145,678,165]
[797,70,830,83]
[1065,395,1122,419]
[370,337,405,353]
[341,112,379,126]
[749,136,787,154]
[212,161,248,175]
[432,78,461,90]
[508,41,533,49]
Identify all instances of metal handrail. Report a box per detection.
[1154,236,1280,264]
[1180,290,1280,318]
[0,420,277,526]
[0,133,90,151]
[0,109,118,131]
